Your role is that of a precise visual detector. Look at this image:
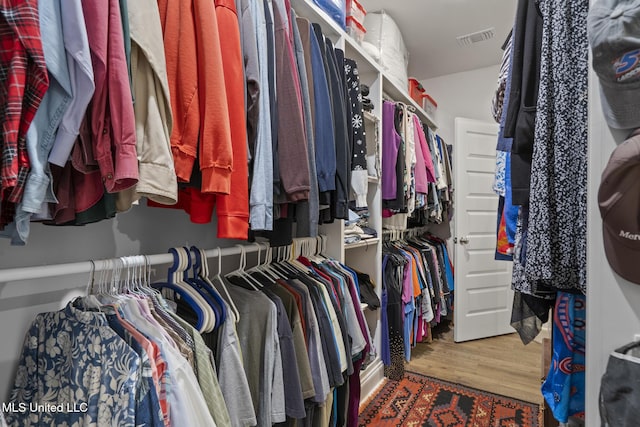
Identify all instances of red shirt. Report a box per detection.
[0,0,49,225]
[80,0,138,194]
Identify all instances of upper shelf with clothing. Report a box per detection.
[291,0,438,129]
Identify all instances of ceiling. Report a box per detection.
[359,0,517,80]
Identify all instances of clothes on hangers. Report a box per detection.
[292,9,320,238]
[0,0,373,244]
[222,279,287,426]
[380,100,451,231]
[5,302,143,427]
[0,0,178,243]
[157,245,374,427]
[503,0,543,206]
[525,0,588,294]
[380,233,454,379]
[3,249,272,427]
[491,3,588,374]
[115,0,177,213]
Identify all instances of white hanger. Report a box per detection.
[230,245,263,290]
[86,260,96,295]
[261,246,283,281]
[80,260,104,311]
[200,247,241,325]
[209,247,241,324]
[248,243,276,283]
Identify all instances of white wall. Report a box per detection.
[586,66,640,425]
[0,205,251,401]
[421,64,500,146]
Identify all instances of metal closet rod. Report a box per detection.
[382,225,431,240]
[0,243,271,283]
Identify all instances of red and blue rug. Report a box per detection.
[358,372,540,426]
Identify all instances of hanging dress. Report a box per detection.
[382,249,406,381]
[523,0,589,293]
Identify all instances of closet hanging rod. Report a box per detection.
[382,225,431,239]
[0,243,270,283]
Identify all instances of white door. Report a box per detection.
[453,118,514,342]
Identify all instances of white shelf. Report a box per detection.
[344,237,380,250]
[291,0,344,40]
[344,36,381,76]
[292,0,437,131]
[382,75,438,130]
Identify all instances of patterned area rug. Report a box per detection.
[359,372,540,427]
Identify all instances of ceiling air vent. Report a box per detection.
[456,27,495,47]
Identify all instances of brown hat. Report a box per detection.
[598,128,640,284]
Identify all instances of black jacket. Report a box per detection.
[504,0,543,206]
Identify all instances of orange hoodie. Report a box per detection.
[157,0,233,195]
[213,0,249,238]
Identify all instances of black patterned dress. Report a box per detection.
[519,0,589,294]
[382,248,406,381]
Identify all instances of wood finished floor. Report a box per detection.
[405,325,543,404]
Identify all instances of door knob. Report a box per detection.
[459,236,470,245]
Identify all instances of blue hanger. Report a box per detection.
[172,247,218,332]
[181,246,222,329]
[173,246,216,332]
[150,248,206,331]
[190,246,227,328]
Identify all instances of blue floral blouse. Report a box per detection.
[5,302,140,426]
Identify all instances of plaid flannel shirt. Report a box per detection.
[0,0,49,226]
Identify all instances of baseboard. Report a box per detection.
[360,357,385,404]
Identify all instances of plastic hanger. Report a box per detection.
[139,255,178,316]
[209,247,241,324]
[175,247,216,332]
[96,258,126,304]
[247,243,276,284]
[271,245,297,278]
[259,246,278,280]
[239,245,266,289]
[288,240,311,272]
[226,245,263,291]
[198,247,231,326]
[80,260,105,311]
[180,246,222,328]
[129,255,176,328]
[190,246,227,327]
[260,246,286,281]
[150,248,208,332]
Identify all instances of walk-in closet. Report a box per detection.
[0,0,632,426]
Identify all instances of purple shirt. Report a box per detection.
[382,101,402,200]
